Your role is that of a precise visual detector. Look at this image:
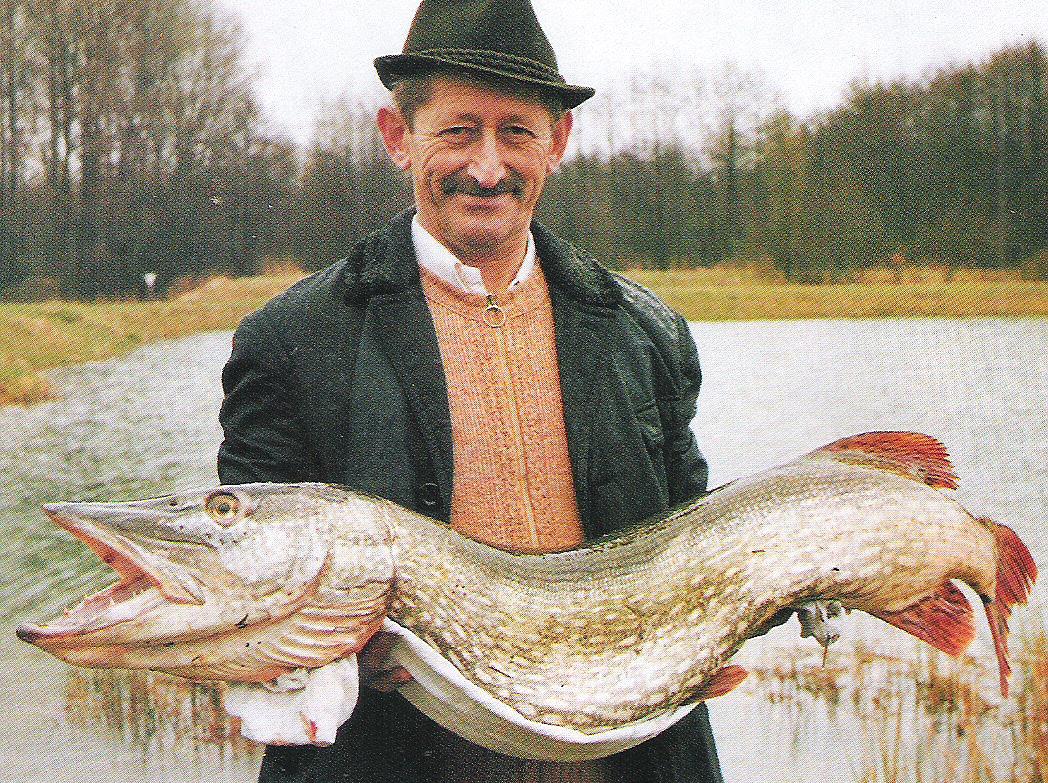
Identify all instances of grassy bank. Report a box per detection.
[2,270,1047,407]
[624,271,1048,322]
[0,273,303,407]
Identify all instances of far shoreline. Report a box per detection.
[2,271,1046,408]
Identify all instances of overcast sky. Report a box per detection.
[214,1,1048,145]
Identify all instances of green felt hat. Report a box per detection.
[374,0,595,110]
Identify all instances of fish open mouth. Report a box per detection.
[16,503,204,645]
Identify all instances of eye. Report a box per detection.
[500,126,541,147]
[438,126,476,143]
[205,492,243,526]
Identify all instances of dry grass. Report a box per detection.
[3,263,1047,409]
[622,269,1048,321]
[0,272,304,407]
[622,260,1038,287]
[748,625,1048,783]
[59,625,1048,774]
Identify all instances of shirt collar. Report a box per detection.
[411,214,535,297]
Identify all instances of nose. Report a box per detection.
[466,130,507,189]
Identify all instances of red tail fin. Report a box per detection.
[983,521,1038,697]
[823,432,958,490]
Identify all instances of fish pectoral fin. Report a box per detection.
[869,581,974,656]
[224,656,360,746]
[685,664,748,703]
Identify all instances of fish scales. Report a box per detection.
[383,462,973,729]
[15,432,1038,750]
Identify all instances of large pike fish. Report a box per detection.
[16,432,1038,760]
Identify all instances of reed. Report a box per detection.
[64,668,258,762]
[58,621,1048,777]
[747,620,1048,783]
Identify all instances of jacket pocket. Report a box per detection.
[634,399,668,502]
[635,399,665,450]
[592,478,629,533]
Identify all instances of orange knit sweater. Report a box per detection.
[420,263,602,782]
[420,264,585,555]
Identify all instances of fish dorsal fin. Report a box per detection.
[821,432,958,490]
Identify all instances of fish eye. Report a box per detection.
[205,492,242,525]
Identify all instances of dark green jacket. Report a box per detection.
[218,209,722,783]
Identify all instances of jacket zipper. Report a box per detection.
[485,294,539,549]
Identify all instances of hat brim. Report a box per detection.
[375,53,595,110]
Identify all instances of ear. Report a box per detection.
[546,111,573,173]
[377,106,412,171]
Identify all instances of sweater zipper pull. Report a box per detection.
[483,294,507,328]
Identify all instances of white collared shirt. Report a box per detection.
[412,214,535,296]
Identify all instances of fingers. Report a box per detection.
[358,631,414,691]
[358,631,398,670]
[362,665,413,693]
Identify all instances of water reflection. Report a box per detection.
[691,317,1047,782]
[1,319,1045,782]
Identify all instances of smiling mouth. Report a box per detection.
[16,504,202,646]
[458,193,515,208]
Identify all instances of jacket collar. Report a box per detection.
[340,208,622,308]
[343,207,618,530]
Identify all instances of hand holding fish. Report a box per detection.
[358,631,413,692]
[15,432,1038,760]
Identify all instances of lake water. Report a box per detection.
[688,318,1047,781]
[1,318,1044,782]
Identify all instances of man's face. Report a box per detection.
[378,79,572,262]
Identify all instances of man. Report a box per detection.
[218,1,722,781]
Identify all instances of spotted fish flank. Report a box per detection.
[15,432,1038,755]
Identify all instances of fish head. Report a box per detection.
[16,483,395,676]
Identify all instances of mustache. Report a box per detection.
[440,173,525,198]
